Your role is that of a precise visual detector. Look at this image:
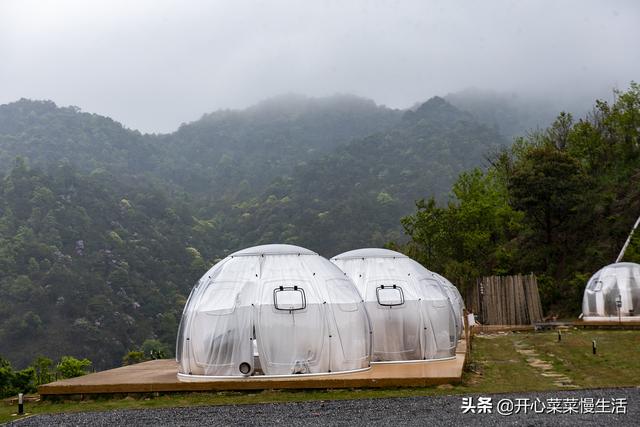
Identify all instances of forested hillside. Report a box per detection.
[160,94,403,197]
[0,95,401,200]
[0,161,203,368]
[0,100,156,177]
[399,83,640,316]
[231,97,507,255]
[0,88,604,369]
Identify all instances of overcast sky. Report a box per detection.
[1,0,638,133]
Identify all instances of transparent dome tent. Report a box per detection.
[331,248,458,362]
[176,244,371,381]
[582,262,640,321]
[433,273,466,339]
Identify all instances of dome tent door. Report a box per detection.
[365,278,421,361]
[256,279,328,375]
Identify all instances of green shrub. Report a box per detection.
[0,356,36,397]
[122,350,146,366]
[56,356,92,379]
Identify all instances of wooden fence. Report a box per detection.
[467,274,543,325]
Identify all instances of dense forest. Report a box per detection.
[398,83,640,314]
[1,86,637,370]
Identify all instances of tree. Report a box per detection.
[401,198,449,270]
[400,168,521,290]
[56,356,92,379]
[0,356,36,397]
[508,145,589,274]
[0,357,15,397]
[398,83,640,316]
[447,169,521,275]
[31,356,54,386]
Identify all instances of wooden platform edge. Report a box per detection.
[39,375,463,396]
[471,321,640,333]
[39,339,468,397]
[39,350,466,397]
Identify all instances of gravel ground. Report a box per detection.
[7,387,640,427]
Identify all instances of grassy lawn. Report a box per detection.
[2,329,639,424]
[521,329,640,388]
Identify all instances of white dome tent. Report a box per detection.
[176,244,371,380]
[433,272,465,339]
[582,262,640,321]
[331,248,458,362]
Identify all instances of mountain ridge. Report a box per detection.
[0,92,546,369]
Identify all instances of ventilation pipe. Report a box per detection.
[616,214,640,263]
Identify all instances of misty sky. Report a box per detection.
[1,0,638,133]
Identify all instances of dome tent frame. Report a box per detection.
[177,244,372,381]
[582,262,640,322]
[331,248,458,362]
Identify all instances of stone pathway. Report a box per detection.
[513,341,579,388]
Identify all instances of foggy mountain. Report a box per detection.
[0,90,591,368]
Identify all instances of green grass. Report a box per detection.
[521,329,640,388]
[2,329,639,424]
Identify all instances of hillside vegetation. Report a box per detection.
[398,83,640,314]
[1,86,631,370]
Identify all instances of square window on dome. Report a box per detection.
[273,287,306,311]
[593,280,603,292]
[376,285,404,306]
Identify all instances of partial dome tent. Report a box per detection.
[582,262,640,321]
[331,248,459,362]
[433,272,465,339]
[176,244,371,380]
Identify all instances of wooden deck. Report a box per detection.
[470,320,640,333]
[573,319,640,329]
[39,341,466,397]
[473,324,536,333]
